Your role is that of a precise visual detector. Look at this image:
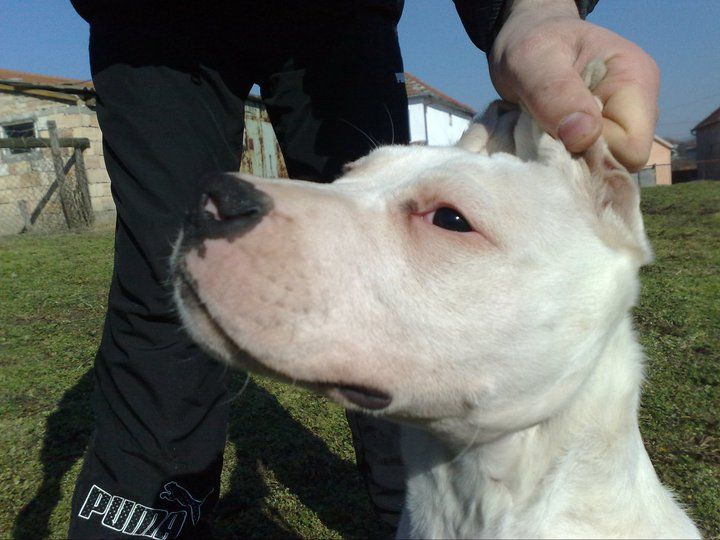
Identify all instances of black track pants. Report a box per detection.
[68,3,409,538]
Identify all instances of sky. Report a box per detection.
[1,0,718,141]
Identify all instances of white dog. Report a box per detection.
[171,64,700,538]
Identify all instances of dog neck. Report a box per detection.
[400,316,696,538]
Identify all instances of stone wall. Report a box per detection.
[1,91,285,236]
[0,92,112,235]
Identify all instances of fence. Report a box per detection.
[0,120,94,235]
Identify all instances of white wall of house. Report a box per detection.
[408,100,472,146]
[408,102,426,144]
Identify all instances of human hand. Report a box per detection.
[489,0,659,171]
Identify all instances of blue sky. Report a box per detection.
[1,0,718,140]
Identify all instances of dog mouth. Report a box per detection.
[175,265,203,311]
[326,385,393,410]
[174,265,393,412]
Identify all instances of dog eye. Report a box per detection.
[430,207,473,232]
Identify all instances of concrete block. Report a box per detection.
[95,196,117,213]
[19,174,43,189]
[83,155,104,169]
[88,168,110,184]
[81,113,100,128]
[89,182,112,198]
[94,208,117,227]
[84,142,104,156]
[53,114,84,129]
[42,113,64,126]
[30,159,54,173]
[8,161,31,175]
[0,189,13,204]
[0,175,21,190]
[72,127,102,140]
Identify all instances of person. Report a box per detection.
[67,1,659,538]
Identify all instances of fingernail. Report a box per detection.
[558,112,597,149]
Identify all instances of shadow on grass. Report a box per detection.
[12,370,383,539]
[212,375,385,539]
[12,369,94,540]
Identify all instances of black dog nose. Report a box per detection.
[188,173,274,239]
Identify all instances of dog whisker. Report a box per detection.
[449,422,484,465]
[221,372,251,405]
[339,118,380,150]
[383,103,395,145]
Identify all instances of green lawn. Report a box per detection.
[1,181,718,539]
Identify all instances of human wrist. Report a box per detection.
[503,0,581,21]
[491,0,583,61]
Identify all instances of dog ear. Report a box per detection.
[457,100,520,155]
[511,58,608,165]
[517,120,652,265]
[513,58,651,264]
[579,138,653,265]
[579,59,652,265]
[512,110,573,164]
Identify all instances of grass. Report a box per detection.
[634,182,720,537]
[1,181,718,539]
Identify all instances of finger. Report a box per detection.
[595,58,660,171]
[511,58,604,153]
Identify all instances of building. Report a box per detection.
[668,138,697,184]
[0,69,109,234]
[636,135,674,186]
[692,106,720,180]
[0,68,284,236]
[404,72,475,145]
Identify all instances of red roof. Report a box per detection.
[404,72,476,115]
[693,106,720,132]
[0,68,91,87]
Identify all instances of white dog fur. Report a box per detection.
[171,62,700,538]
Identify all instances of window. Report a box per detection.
[3,121,35,154]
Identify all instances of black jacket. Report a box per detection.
[70,0,598,53]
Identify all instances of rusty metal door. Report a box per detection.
[239,99,287,178]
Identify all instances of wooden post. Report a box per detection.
[0,137,90,150]
[48,120,82,229]
[73,147,95,225]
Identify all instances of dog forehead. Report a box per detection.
[340,144,467,182]
[339,144,569,206]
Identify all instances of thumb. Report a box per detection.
[515,62,603,153]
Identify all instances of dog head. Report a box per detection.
[172,79,651,443]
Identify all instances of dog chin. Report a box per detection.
[172,269,263,373]
[173,273,241,365]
